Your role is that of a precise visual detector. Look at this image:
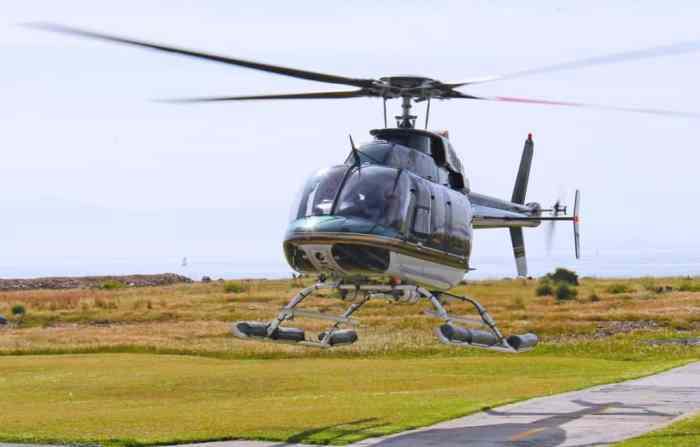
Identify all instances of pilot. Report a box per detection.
[383,187,402,229]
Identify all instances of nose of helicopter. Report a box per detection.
[283,215,395,275]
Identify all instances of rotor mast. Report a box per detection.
[396,96,417,128]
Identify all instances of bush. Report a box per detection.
[224,280,249,294]
[11,304,26,316]
[678,280,700,292]
[546,268,579,286]
[556,283,578,301]
[606,283,632,294]
[99,280,125,290]
[535,281,554,297]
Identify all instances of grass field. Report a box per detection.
[616,412,700,446]
[0,275,699,445]
[0,354,686,446]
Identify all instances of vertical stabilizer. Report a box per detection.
[511,134,534,204]
[509,227,528,277]
[509,133,533,277]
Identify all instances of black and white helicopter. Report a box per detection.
[31,24,700,352]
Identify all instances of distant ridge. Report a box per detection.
[0,273,192,292]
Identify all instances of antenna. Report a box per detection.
[349,134,360,165]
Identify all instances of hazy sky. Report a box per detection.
[2,1,700,275]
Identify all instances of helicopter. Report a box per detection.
[29,23,700,353]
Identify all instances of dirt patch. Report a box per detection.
[0,273,192,292]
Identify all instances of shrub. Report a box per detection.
[606,283,632,294]
[678,280,700,292]
[11,304,26,316]
[556,283,578,301]
[535,281,554,297]
[224,280,249,294]
[99,280,125,290]
[546,268,579,286]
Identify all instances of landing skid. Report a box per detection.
[232,281,538,353]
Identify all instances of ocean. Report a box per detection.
[1,248,699,280]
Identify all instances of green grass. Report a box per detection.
[615,412,700,446]
[0,353,685,446]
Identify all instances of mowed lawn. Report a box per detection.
[616,413,700,447]
[0,353,685,446]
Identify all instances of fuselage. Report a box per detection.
[283,128,540,289]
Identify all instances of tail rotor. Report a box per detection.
[573,189,581,259]
[545,190,566,254]
[543,190,581,259]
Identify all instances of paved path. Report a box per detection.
[3,362,700,447]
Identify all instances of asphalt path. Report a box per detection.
[3,361,699,447]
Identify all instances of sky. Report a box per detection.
[1,1,700,278]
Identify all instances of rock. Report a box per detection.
[201,276,212,283]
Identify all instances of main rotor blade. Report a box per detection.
[26,22,375,89]
[449,39,700,87]
[448,91,700,118]
[163,90,372,103]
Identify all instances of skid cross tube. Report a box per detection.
[266,282,334,336]
[233,281,537,352]
[236,281,372,348]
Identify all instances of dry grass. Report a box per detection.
[0,276,699,358]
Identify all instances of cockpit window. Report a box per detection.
[374,133,431,154]
[344,142,393,166]
[334,166,410,231]
[289,166,347,221]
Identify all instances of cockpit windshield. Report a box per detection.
[334,166,410,231]
[289,166,347,221]
[290,165,411,232]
